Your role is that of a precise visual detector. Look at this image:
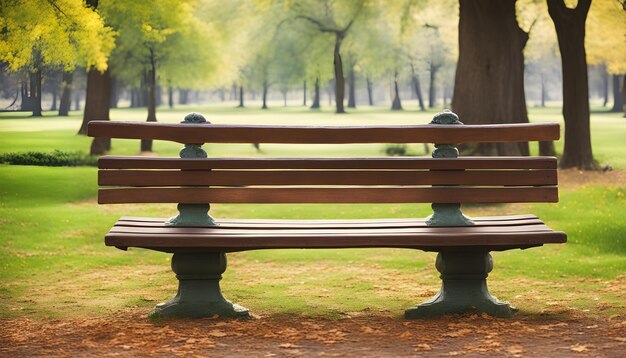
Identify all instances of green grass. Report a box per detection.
[0,104,624,319]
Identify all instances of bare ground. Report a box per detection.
[1,311,625,357]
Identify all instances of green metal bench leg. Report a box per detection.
[150,252,249,319]
[405,251,517,318]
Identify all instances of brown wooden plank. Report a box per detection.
[114,218,545,229]
[109,223,554,235]
[99,169,557,187]
[104,230,567,249]
[88,121,560,144]
[117,214,539,223]
[99,156,558,170]
[99,187,558,204]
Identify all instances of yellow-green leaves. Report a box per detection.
[0,0,115,72]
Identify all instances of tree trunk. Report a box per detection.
[333,34,346,113]
[602,67,609,107]
[168,86,174,108]
[74,90,80,111]
[539,141,556,156]
[541,72,547,107]
[623,74,626,118]
[452,0,529,156]
[311,77,320,109]
[238,86,244,108]
[79,68,111,154]
[610,74,623,112]
[50,88,57,111]
[262,81,268,109]
[428,62,438,108]
[141,51,157,152]
[179,89,189,104]
[30,69,42,117]
[411,64,425,111]
[58,71,73,116]
[548,0,594,169]
[109,76,118,108]
[366,77,374,106]
[391,71,403,111]
[303,80,307,106]
[347,59,356,108]
[283,91,287,106]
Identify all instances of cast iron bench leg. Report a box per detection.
[405,250,517,318]
[150,252,249,318]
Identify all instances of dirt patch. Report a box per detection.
[1,311,624,357]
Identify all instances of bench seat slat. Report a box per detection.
[98,156,558,170]
[105,231,567,249]
[99,187,558,204]
[87,122,560,144]
[109,223,554,235]
[98,169,557,187]
[114,217,545,229]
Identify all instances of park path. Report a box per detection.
[1,311,624,357]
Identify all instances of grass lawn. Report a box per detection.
[0,104,624,321]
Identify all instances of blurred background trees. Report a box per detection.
[1,0,624,166]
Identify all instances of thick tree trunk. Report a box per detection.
[303,80,307,106]
[411,64,425,111]
[168,86,174,108]
[311,77,320,109]
[58,71,73,116]
[333,35,346,113]
[347,59,356,108]
[548,0,594,169]
[366,77,374,106]
[610,74,623,112]
[238,86,244,108]
[30,70,42,117]
[79,68,111,154]
[452,0,529,156]
[262,81,269,109]
[391,72,403,111]
[141,52,157,152]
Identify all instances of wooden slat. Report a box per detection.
[109,224,554,235]
[98,156,558,170]
[88,121,560,144]
[114,217,545,229]
[118,214,539,223]
[104,230,567,249]
[98,187,558,204]
[99,169,557,187]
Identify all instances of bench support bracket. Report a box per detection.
[150,252,249,319]
[405,251,516,318]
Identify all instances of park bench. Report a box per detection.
[87,110,566,319]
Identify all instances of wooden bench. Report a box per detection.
[87,110,566,319]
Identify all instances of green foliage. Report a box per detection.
[0,150,97,167]
[0,0,115,72]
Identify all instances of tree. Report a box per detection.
[293,1,368,113]
[547,0,594,169]
[452,0,530,156]
[97,0,221,152]
[585,0,626,114]
[0,0,114,117]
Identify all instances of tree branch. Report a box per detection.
[295,15,339,33]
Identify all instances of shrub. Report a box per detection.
[384,144,409,156]
[0,150,98,167]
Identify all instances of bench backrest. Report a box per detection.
[89,115,560,206]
